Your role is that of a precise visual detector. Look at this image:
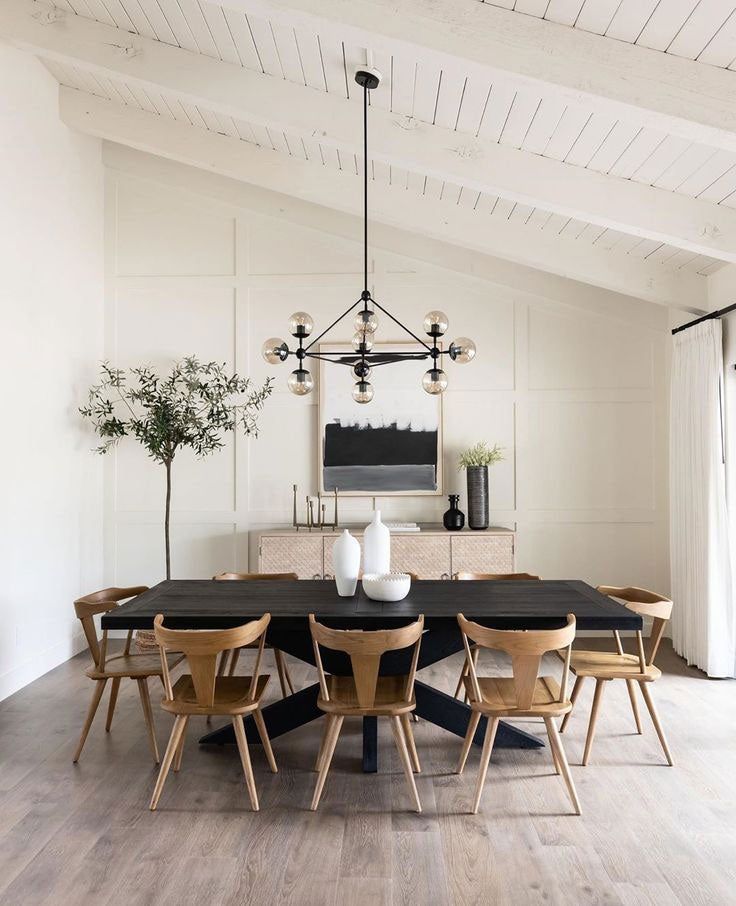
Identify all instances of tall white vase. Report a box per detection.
[363,510,391,575]
[332,529,361,596]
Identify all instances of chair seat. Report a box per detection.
[464,675,571,717]
[86,652,183,679]
[559,648,661,681]
[318,675,415,716]
[161,674,270,715]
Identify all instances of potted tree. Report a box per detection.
[458,441,504,530]
[81,356,272,578]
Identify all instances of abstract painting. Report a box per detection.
[318,343,443,496]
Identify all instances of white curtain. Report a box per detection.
[670,319,735,677]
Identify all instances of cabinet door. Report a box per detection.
[451,534,514,575]
[391,535,452,579]
[259,535,324,580]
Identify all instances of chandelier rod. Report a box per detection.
[371,297,433,351]
[303,296,363,353]
[363,80,369,297]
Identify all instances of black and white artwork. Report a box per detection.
[318,344,443,496]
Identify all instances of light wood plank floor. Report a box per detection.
[0,641,734,906]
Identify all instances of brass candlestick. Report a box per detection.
[292,484,339,531]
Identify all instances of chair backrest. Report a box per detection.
[454,572,540,581]
[309,614,424,708]
[74,586,149,669]
[213,572,298,581]
[597,586,673,668]
[457,613,576,710]
[153,613,270,707]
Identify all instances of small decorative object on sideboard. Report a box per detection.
[459,442,504,531]
[362,572,411,603]
[332,529,361,596]
[292,484,339,531]
[363,510,391,573]
[443,494,465,531]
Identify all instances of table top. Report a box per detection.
[101,579,641,631]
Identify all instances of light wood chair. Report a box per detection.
[309,614,425,813]
[452,573,541,700]
[73,587,184,764]
[149,612,277,812]
[456,612,579,815]
[213,572,297,698]
[559,585,674,767]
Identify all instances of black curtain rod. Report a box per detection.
[672,301,736,335]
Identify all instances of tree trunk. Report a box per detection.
[164,458,172,580]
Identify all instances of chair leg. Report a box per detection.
[560,675,584,733]
[453,660,469,700]
[233,714,259,811]
[456,710,481,775]
[401,713,421,773]
[639,683,673,766]
[471,716,499,815]
[105,677,121,732]
[626,679,643,734]
[253,708,278,773]
[217,651,229,676]
[149,715,187,810]
[311,715,343,811]
[173,716,189,772]
[582,678,607,766]
[73,679,108,762]
[136,677,160,764]
[390,716,422,813]
[228,648,242,677]
[545,717,581,815]
[274,649,295,697]
[314,715,334,772]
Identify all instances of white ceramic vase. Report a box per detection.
[363,510,391,575]
[332,529,361,597]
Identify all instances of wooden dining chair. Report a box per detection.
[149,612,277,812]
[452,573,541,700]
[559,585,674,767]
[309,614,425,813]
[213,572,297,698]
[72,587,184,764]
[456,613,579,815]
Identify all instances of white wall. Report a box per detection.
[104,152,671,596]
[0,43,104,700]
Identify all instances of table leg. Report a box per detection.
[362,717,378,773]
[414,681,543,749]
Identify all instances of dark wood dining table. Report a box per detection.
[102,578,641,772]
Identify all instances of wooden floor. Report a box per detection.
[1,641,734,906]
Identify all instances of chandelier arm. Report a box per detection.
[370,297,434,351]
[305,353,358,366]
[302,297,365,352]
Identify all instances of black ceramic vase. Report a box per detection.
[443,494,465,531]
[466,466,489,530]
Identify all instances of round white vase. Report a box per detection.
[363,510,391,575]
[332,529,361,597]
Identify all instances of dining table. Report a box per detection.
[101,578,642,772]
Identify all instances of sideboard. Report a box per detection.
[256,526,515,580]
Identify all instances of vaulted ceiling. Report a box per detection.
[4,0,736,308]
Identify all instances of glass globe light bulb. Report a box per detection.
[354,309,378,334]
[422,368,448,395]
[352,330,374,352]
[287,368,314,396]
[352,380,374,404]
[288,311,314,338]
[448,337,476,364]
[352,361,372,381]
[423,310,449,337]
[261,337,288,365]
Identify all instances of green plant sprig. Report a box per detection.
[458,441,504,469]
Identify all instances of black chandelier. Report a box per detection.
[261,67,476,403]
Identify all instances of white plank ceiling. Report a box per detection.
[25,0,736,283]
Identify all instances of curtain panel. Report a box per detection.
[670,320,735,678]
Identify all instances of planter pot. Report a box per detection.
[332,529,361,597]
[466,466,489,530]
